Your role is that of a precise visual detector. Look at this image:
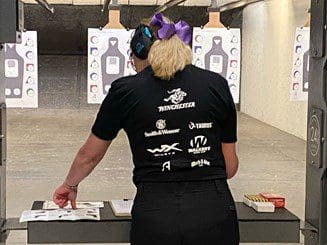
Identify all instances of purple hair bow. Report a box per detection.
[150,13,191,45]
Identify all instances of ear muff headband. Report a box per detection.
[131,24,155,60]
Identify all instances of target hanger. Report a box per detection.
[219,0,263,12]
[204,0,225,28]
[103,0,125,29]
[303,8,311,28]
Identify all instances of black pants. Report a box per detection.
[130,179,240,245]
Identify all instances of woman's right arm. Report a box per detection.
[222,143,239,179]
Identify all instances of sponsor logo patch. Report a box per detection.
[189,122,213,130]
[191,159,211,168]
[147,143,183,157]
[158,88,196,112]
[144,119,180,138]
[188,136,211,154]
[162,161,171,172]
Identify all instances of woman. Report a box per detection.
[53,13,240,245]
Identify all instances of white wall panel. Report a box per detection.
[241,0,310,139]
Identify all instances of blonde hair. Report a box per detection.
[147,17,193,81]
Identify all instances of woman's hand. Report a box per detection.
[221,143,239,179]
[53,184,77,209]
[52,134,111,210]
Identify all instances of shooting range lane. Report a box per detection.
[0,0,309,243]
[5,109,306,243]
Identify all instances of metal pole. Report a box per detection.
[0,44,5,215]
[0,0,20,242]
[303,0,327,244]
[0,39,7,245]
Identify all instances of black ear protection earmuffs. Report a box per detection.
[130,24,156,60]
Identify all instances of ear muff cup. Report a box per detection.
[131,25,155,60]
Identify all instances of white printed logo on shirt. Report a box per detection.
[189,122,213,130]
[144,119,180,138]
[147,143,183,157]
[156,119,166,130]
[188,136,211,154]
[164,88,187,104]
[191,159,211,168]
[162,161,171,172]
[158,88,196,112]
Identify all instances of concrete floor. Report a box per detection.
[4,109,306,244]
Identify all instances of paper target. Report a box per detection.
[290,27,310,101]
[5,31,38,108]
[192,28,241,104]
[88,28,136,104]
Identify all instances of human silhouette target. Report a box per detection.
[88,28,136,104]
[192,28,241,103]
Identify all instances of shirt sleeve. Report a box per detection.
[91,82,124,141]
[220,79,237,143]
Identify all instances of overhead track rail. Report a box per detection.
[218,0,264,12]
[34,0,54,13]
[156,0,187,13]
[102,0,112,12]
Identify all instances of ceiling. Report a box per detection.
[22,0,241,7]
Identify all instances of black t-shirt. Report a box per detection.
[92,65,237,184]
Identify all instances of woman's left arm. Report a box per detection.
[222,142,239,179]
[53,134,111,209]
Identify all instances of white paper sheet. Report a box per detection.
[87,28,136,104]
[5,31,38,108]
[42,201,104,210]
[109,199,133,217]
[290,27,310,101]
[20,208,100,223]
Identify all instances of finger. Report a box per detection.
[60,201,68,209]
[53,192,67,202]
[58,199,66,204]
[71,199,77,210]
[53,192,59,203]
[56,197,68,206]
[53,196,63,205]
[57,200,66,208]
